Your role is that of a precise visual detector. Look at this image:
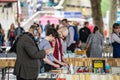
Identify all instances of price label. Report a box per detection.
[92,60,105,73]
[94,62,103,68]
[92,60,105,68]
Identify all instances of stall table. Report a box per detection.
[1,53,120,80]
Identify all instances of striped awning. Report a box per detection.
[0,0,17,2]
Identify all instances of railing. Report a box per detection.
[21,0,66,31]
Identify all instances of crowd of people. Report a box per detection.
[0,18,120,80]
[0,22,24,48]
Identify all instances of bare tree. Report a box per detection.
[118,0,120,8]
[109,0,117,34]
[90,0,104,34]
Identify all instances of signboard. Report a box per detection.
[92,60,105,73]
[117,11,120,24]
[64,12,82,18]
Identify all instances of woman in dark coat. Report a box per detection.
[7,23,16,46]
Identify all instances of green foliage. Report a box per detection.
[101,0,110,17]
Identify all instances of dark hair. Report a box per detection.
[56,25,59,30]
[46,28,58,38]
[93,26,99,33]
[30,24,37,30]
[62,19,68,23]
[76,40,81,46]
[84,21,89,26]
[113,23,119,29]
[112,23,119,33]
[51,24,55,28]
[33,22,39,27]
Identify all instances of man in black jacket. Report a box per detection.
[79,21,91,49]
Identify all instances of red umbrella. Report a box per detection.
[40,15,59,25]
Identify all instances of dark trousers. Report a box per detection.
[44,64,56,72]
[1,68,7,80]
[67,43,76,52]
[17,76,36,80]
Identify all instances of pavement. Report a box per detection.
[0,53,16,80]
[0,68,16,80]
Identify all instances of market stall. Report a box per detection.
[0,52,120,80]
